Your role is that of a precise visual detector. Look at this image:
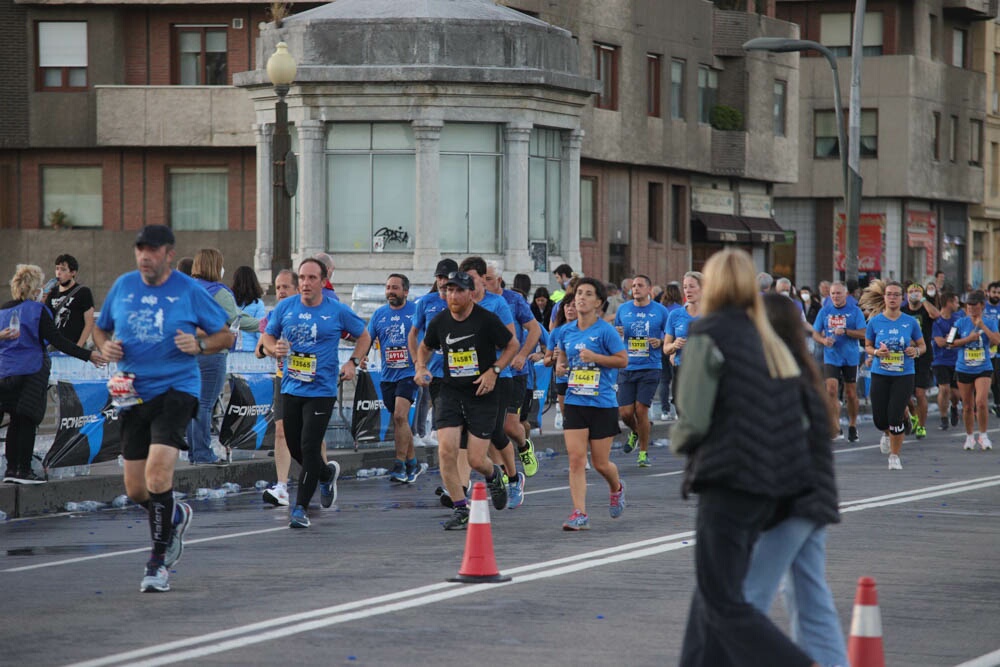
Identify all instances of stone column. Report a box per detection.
[253,122,274,288]
[563,128,584,273]
[504,121,533,273]
[413,119,443,274]
[296,119,326,265]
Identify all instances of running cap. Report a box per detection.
[445,271,475,291]
[135,225,175,248]
[435,258,459,277]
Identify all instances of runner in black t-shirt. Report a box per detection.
[901,283,940,438]
[417,271,519,530]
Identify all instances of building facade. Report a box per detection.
[969,14,1000,287]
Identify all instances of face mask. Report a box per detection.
[800,293,811,303]
[778,290,790,298]
[908,293,922,303]
[926,289,936,298]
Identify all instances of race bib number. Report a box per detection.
[385,346,409,369]
[965,347,986,366]
[287,352,317,382]
[569,368,601,396]
[448,349,479,377]
[107,372,142,409]
[882,351,904,373]
[627,338,649,357]
[827,314,847,334]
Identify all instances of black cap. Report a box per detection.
[135,225,175,248]
[434,258,459,278]
[966,289,986,305]
[445,271,475,291]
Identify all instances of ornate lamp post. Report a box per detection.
[266,42,297,288]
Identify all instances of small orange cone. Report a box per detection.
[847,576,885,667]
[448,481,511,584]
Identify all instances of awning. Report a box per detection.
[692,212,751,243]
[741,216,785,244]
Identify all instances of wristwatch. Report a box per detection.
[198,338,208,354]
[491,365,502,374]
[350,357,361,366]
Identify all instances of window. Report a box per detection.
[529,128,563,254]
[992,142,999,197]
[170,168,228,230]
[930,14,940,60]
[647,54,661,117]
[593,43,619,110]
[993,53,1000,113]
[697,66,718,124]
[773,80,787,137]
[820,12,883,57]
[326,122,416,252]
[814,110,878,158]
[953,29,967,68]
[970,119,983,166]
[648,182,664,242]
[933,112,941,161]
[174,26,227,85]
[580,177,596,240]
[439,123,502,254]
[37,22,87,91]
[862,13,884,56]
[670,59,685,120]
[950,115,959,162]
[671,184,686,244]
[42,166,102,228]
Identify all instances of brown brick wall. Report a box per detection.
[0,1,29,150]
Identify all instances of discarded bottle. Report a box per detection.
[254,479,270,490]
[65,500,105,512]
[196,488,211,499]
[221,482,241,493]
[111,494,130,509]
[356,468,372,478]
[374,467,388,476]
[544,448,557,458]
[207,489,227,499]
[0,510,7,521]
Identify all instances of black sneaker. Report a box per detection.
[939,417,949,431]
[950,405,960,426]
[848,425,859,442]
[486,465,508,510]
[8,469,46,485]
[443,505,470,530]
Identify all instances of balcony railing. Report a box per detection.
[942,0,999,20]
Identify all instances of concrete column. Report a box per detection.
[295,120,326,265]
[504,121,533,273]
[413,119,443,273]
[254,122,274,288]
[564,128,584,273]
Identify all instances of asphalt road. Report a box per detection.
[2,423,1000,667]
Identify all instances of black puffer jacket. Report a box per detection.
[791,380,840,525]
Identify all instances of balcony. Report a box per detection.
[711,129,748,176]
[95,86,254,147]
[942,0,998,20]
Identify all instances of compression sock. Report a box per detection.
[147,489,175,561]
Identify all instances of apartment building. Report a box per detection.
[970,15,1000,285]
[774,0,995,290]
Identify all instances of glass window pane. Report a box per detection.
[179,53,199,85]
[179,32,201,53]
[528,157,546,241]
[43,166,102,228]
[815,111,837,137]
[439,155,470,253]
[205,30,227,52]
[38,22,87,67]
[580,178,594,239]
[205,52,227,85]
[469,156,500,253]
[440,123,498,153]
[372,123,415,150]
[863,12,883,47]
[328,155,372,250]
[372,155,415,250]
[43,69,62,87]
[327,123,372,150]
[169,169,227,231]
[68,68,87,87]
[820,13,851,48]
[861,110,877,135]
[546,159,561,252]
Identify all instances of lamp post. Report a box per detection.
[743,37,857,281]
[266,42,297,289]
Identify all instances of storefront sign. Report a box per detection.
[835,213,886,272]
[692,188,735,215]
[906,210,937,278]
[739,194,772,219]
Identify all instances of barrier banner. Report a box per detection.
[351,369,387,443]
[220,373,275,451]
[44,380,121,469]
[527,361,553,429]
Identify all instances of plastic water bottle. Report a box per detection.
[7,311,19,333]
[196,488,211,499]
[0,510,7,521]
[374,467,388,476]
[221,482,241,493]
[356,468,371,478]
[544,448,556,458]
[207,489,227,499]
[65,500,105,512]
[112,494,130,509]
[254,480,269,490]
[229,317,242,351]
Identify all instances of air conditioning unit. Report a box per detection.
[232,18,244,29]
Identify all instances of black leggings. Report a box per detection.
[870,373,914,434]
[281,394,336,508]
[2,412,37,474]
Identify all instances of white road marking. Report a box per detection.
[953,648,1000,667]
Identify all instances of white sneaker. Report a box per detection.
[887,454,902,470]
[979,433,993,451]
[412,435,426,448]
[964,435,977,451]
[879,434,890,454]
[424,432,438,446]
[262,483,289,507]
[585,456,592,471]
[554,411,563,430]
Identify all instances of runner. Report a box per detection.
[614,274,669,467]
[900,283,940,439]
[543,289,578,424]
[931,291,962,431]
[864,281,926,470]
[261,258,370,528]
[94,225,233,592]
[664,271,702,412]
[811,281,866,442]
[556,277,628,531]
[952,290,999,451]
[415,271,519,530]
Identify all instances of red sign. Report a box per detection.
[906,210,937,277]
[835,213,886,272]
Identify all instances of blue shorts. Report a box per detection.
[616,369,661,407]
[381,377,418,414]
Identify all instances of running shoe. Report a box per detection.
[951,405,960,426]
[939,417,949,431]
[979,433,993,451]
[887,454,902,471]
[637,451,650,467]
[623,431,638,454]
[879,433,890,455]
[487,465,508,511]
[406,461,428,484]
[909,414,919,433]
[964,434,977,451]
[319,462,340,508]
[262,483,289,507]
[140,562,170,593]
[848,425,859,443]
[914,425,926,439]
[554,409,563,430]
[388,459,407,483]
[6,469,45,484]
[443,505,470,530]
[562,509,590,531]
[507,472,526,510]
[288,505,310,529]
[609,479,626,519]
[519,439,539,477]
[164,502,193,567]
[835,429,845,441]
[903,416,913,436]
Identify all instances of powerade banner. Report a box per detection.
[527,361,553,429]
[351,369,416,444]
[44,380,121,469]
[220,373,275,451]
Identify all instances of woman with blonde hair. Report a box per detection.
[1,265,103,483]
[671,248,816,667]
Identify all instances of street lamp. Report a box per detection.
[743,37,856,281]
[266,42,297,289]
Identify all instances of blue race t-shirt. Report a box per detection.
[666,306,698,367]
[501,289,537,377]
[614,300,669,371]
[367,301,416,383]
[97,270,228,401]
[812,302,866,367]
[477,292,515,378]
[413,291,448,378]
[931,312,960,368]
[983,302,1000,358]
[561,318,627,408]
[866,313,923,376]
[954,315,998,374]
[265,296,366,397]
[550,322,571,386]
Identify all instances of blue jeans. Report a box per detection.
[744,517,848,667]
[186,352,228,463]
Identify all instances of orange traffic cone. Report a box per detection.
[449,481,511,584]
[847,576,885,667]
